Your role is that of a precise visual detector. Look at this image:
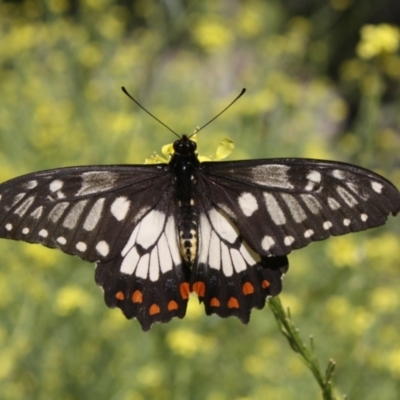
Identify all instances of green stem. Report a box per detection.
[268,296,343,400]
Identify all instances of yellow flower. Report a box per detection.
[357,24,400,59]
[144,134,234,164]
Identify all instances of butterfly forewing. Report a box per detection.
[0,165,172,260]
[199,158,400,257]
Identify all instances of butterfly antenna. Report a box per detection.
[189,88,246,138]
[121,87,180,138]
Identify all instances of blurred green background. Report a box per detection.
[1,1,400,399]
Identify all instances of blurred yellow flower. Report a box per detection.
[325,236,361,267]
[54,285,95,316]
[357,24,400,59]
[191,19,233,52]
[166,328,215,357]
[387,347,400,378]
[237,5,264,38]
[370,286,399,313]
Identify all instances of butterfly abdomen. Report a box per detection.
[178,202,198,265]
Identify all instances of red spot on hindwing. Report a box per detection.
[193,281,205,297]
[228,297,239,309]
[242,282,254,295]
[262,280,270,289]
[168,300,179,311]
[132,290,143,303]
[115,291,125,301]
[149,304,160,315]
[180,282,190,299]
[210,298,220,307]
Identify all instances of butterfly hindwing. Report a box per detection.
[95,205,191,330]
[199,158,400,257]
[192,201,288,321]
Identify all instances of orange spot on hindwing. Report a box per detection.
[193,281,205,297]
[115,291,125,301]
[132,290,143,303]
[168,300,178,311]
[210,297,220,307]
[180,282,190,299]
[149,304,160,315]
[262,280,270,289]
[228,297,239,309]
[242,282,254,295]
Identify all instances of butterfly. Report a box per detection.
[0,89,400,331]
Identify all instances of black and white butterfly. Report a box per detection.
[1,95,400,331]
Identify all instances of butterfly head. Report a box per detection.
[173,135,197,157]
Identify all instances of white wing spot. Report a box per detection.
[221,243,233,277]
[284,236,295,246]
[63,200,88,229]
[305,171,321,191]
[261,235,275,251]
[96,240,110,257]
[11,193,26,206]
[361,213,368,221]
[332,170,345,179]
[264,193,286,225]
[49,202,69,223]
[158,234,174,273]
[111,196,131,221]
[57,236,67,245]
[120,247,140,275]
[281,193,307,222]
[238,192,258,217]
[346,182,360,195]
[39,229,48,237]
[240,242,261,265]
[304,229,314,238]
[22,228,29,234]
[76,242,87,252]
[149,246,160,282]
[76,171,117,196]
[30,206,43,219]
[323,221,332,230]
[5,223,12,231]
[14,196,35,217]
[337,186,358,207]
[300,194,322,214]
[230,248,246,273]
[50,180,63,192]
[165,217,181,266]
[307,170,321,183]
[208,231,221,270]
[135,253,150,279]
[251,165,293,189]
[328,197,341,210]
[198,214,212,265]
[209,208,239,244]
[371,181,383,193]
[136,210,166,249]
[25,180,38,189]
[343,218,351,226]
[83,198,105,231]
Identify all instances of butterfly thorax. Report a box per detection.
[170,136,200,266]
